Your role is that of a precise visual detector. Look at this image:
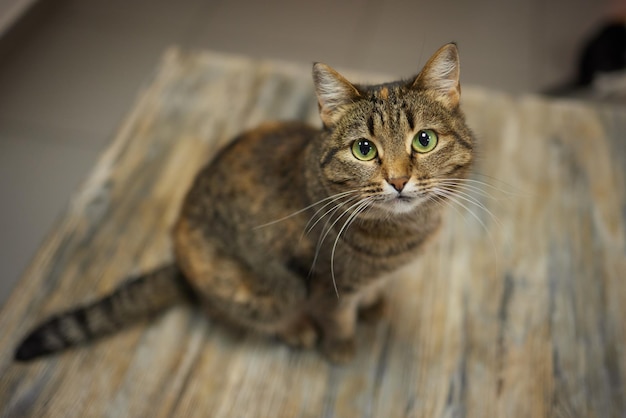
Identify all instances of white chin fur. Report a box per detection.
[376,195,427,215]
[388,198,421,214]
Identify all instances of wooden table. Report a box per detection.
[1,48,625,418]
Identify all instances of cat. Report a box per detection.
[14,43,474,364]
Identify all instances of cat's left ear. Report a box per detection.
[411,43,461,107]
[313,63,361,127]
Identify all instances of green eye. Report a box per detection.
[351,139,378,161]
[412,129,438,153]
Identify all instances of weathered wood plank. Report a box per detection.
[1,48,625,418]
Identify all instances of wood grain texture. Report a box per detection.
[1,48,625,418]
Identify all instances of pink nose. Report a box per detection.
[387,176,409,192]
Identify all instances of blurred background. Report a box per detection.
[0,0,622,305]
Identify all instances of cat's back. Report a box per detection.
[212,120,316,177]
[180,121,320,235]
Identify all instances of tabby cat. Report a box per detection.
[15,43,474,364]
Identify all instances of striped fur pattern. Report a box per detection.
[15,265,191,361]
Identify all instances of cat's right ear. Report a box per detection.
[411,43,461,108]
[313,63,361,127]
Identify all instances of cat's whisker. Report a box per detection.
[253,190,358,229]
[428,193,460,222]
[436,178,518,200]
[433,188,491,233]
[303,192,361,237]
[330,197,375,298]
[425,193,449,212]
[308,196,363,278]
[435,185,503,229]
[439,176,515,196]
[434,179,501,201]
[318,197,367,249]
[427,193,468,239]
[308,197,371,288]
[465,174,527,197]
[432,188,501,275]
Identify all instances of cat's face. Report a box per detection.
[313,43,474,216]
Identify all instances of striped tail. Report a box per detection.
[14,264,193,362]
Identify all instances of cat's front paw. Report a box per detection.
[321,337,356,364]
[278,316,319,349]
[358,296,388,324]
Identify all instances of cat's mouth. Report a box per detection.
[373,192,429,214]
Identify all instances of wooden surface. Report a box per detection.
[1,48,626,418]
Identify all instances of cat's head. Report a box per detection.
[312,43,474,216]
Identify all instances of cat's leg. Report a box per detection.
[357,284,388,323]
[276,313,318,349]
[174,222,318,348]
[186,254,318,348]
[193,262,318,347]
[309,296,359,363]
[309,280,390,362]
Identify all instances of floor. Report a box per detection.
[0,0,612,305]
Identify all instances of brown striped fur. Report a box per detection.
[15,43,474,363]
[14,266,191,361]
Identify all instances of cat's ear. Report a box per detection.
[412,43,461,107]
[313,63,361,127]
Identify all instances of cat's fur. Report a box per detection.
[15,43,474,364]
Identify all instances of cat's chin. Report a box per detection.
[375,195,428,215]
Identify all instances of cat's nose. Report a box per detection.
[387,176,409,192]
